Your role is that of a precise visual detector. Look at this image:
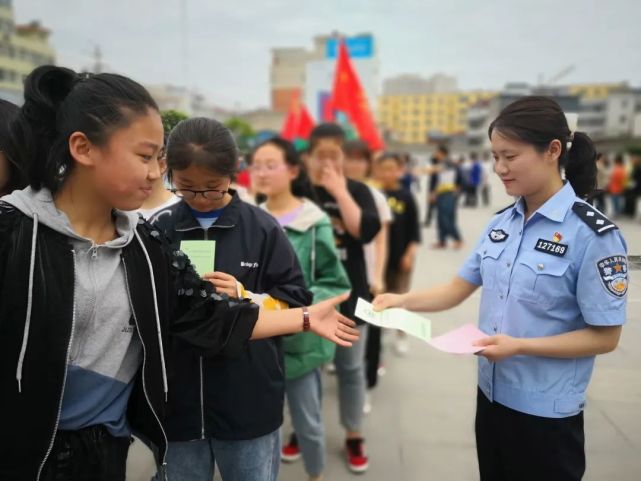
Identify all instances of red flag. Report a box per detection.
[329,40,384,150]
[281,90,315,141]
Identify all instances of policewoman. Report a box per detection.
[373,96,628,481]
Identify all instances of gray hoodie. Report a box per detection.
[3,187,146,437]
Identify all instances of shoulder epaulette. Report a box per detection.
[495,203,515,215]
[572,202,618,235]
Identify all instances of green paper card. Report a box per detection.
[180,240,216,277]
[355,297,432,342]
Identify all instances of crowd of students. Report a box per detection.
[0,65,629,481]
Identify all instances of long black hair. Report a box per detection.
[489,96,596,199]
[166,117,238,181]
[249,136,318,203]
[9,65,159,194]
[0,99,24,196]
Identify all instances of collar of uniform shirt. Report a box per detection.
[512,181,576,223]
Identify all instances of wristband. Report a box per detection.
[302,307,311,332]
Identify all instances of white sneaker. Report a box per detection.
[395,338,410,356]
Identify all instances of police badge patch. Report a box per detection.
[596,255,628,298]
[489,229,509,243]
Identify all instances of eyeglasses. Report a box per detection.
[171,188,228,201]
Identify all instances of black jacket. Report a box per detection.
[153,193,312,441]
[0,201,259,481]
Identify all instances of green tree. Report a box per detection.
[224,117,256,151]
[161,110,188,136]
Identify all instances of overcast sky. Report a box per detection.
[14,0,641,110]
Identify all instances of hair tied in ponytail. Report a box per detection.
[10,65,158,193]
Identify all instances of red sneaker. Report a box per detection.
[346,438,369,473]
[281,433,302,463]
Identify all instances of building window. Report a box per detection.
[620,115,627,124]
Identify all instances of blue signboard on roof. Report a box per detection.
[326,36,374,59]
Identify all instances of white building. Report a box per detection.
[383,73,458,96]
[146,84,230,121]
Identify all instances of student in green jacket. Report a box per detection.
[251,137,352,481]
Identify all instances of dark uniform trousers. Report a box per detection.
[475,388,585,481]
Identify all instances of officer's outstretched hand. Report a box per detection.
[473,335,522,362]
[372,293,405,311]
[309,292,359,347]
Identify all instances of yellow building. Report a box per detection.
[377,90,496,144]
[568,83,628,100]
[0,0,55,104]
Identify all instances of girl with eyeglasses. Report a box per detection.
[251,137,352,481]
[151,117,314,481]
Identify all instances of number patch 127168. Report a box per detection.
[534,239,568,257]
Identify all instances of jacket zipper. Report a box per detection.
[36,250,78,481]
[199,357,205,439]
[199,228,210,439]
[173,223,219,440]
[70,245,99,362]
[122,258,169,472]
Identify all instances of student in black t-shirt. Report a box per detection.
[307,123,381,474]
[375,153,421,355]
[376,153,421,294]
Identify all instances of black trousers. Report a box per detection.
[41,425,131,481]
[475,389,585,481]
[365,325,382,389]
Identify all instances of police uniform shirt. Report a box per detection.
[458,182,628,418]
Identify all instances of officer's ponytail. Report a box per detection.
[564,131,597,199]
[10,65,158,194]
[489,96,597,199]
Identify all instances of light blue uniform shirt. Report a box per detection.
[459,182,628,418]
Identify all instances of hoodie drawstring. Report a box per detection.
[16,213,39,393]
[134,229,169,401]
[311,225,316,283]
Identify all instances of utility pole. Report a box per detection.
[93,44,103,74]
[180,0,189,88]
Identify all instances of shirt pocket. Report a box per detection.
[479,242,507,290]
[513,251,571,305]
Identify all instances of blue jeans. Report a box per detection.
[285,368,325,477]
[162,429,281,481]
[436,191,462,244]
[335,324,368,433]
[611,194,623,216]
